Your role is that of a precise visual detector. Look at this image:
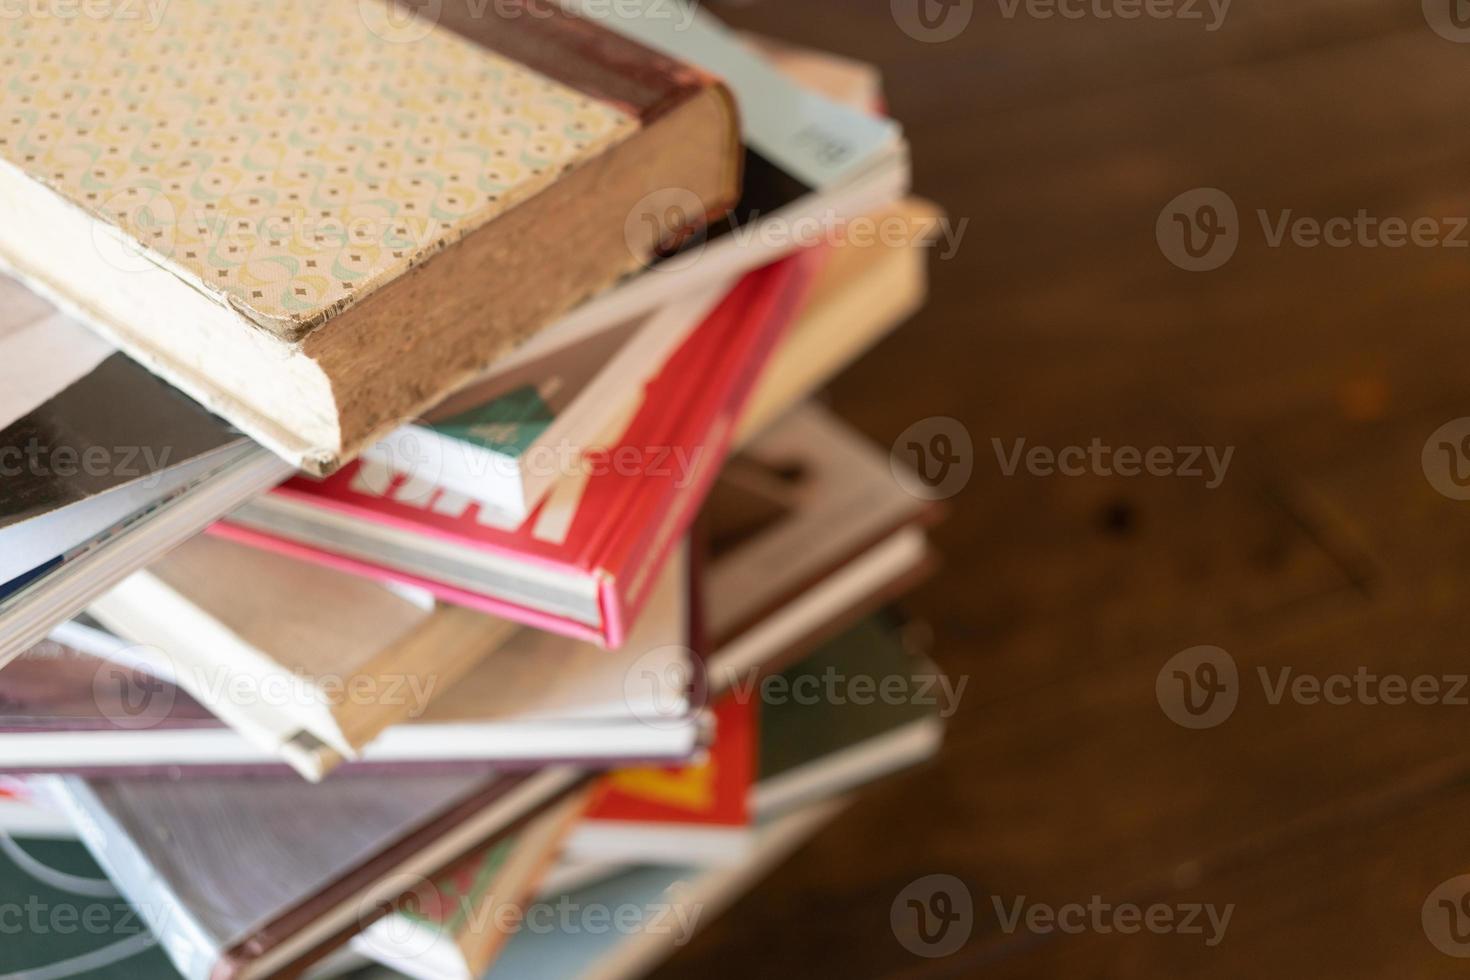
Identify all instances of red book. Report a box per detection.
[215,255,818,648]
[562,694,757,865]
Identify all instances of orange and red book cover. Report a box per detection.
[583,695,756,830]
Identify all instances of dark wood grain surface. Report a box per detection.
[654,1,1470,976]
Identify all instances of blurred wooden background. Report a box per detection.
[654,1,1470,976]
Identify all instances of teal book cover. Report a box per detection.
[430,383,560,461]
[0,834,178,979]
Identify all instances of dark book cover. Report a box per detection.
[758,616,942,786]
[0,833,181,979]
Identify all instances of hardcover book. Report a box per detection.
[750,616,947,816]
[563,696,756,866]
[735,198,943,443]
[0,0,741,473]
[37,766,583,980]
[487,799,848,980]
[364,281,733,524]
[0,278,246,571]
[86,536,518,780]
[704,402,940,690]
[0,832,181,979]
[217,255,815,647]
[354,789,590,980]
[0,272,291,669]
[532,0,909,351]
[0,547,701,777]
[0,272,277,609]
[557,616,944,870]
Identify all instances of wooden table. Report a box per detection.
[656,1,1470,976]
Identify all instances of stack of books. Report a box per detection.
[0,3,947,978]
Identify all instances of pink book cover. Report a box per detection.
[213,254,818,647]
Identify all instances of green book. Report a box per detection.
[0,834,179,979]
[362,284,719,526]
[432,386,559,461]
[754,617,947,815]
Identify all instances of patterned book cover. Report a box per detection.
[0,0,741,472]
[0,0,638,333]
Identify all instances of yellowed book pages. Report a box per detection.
[88,535,516,780]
